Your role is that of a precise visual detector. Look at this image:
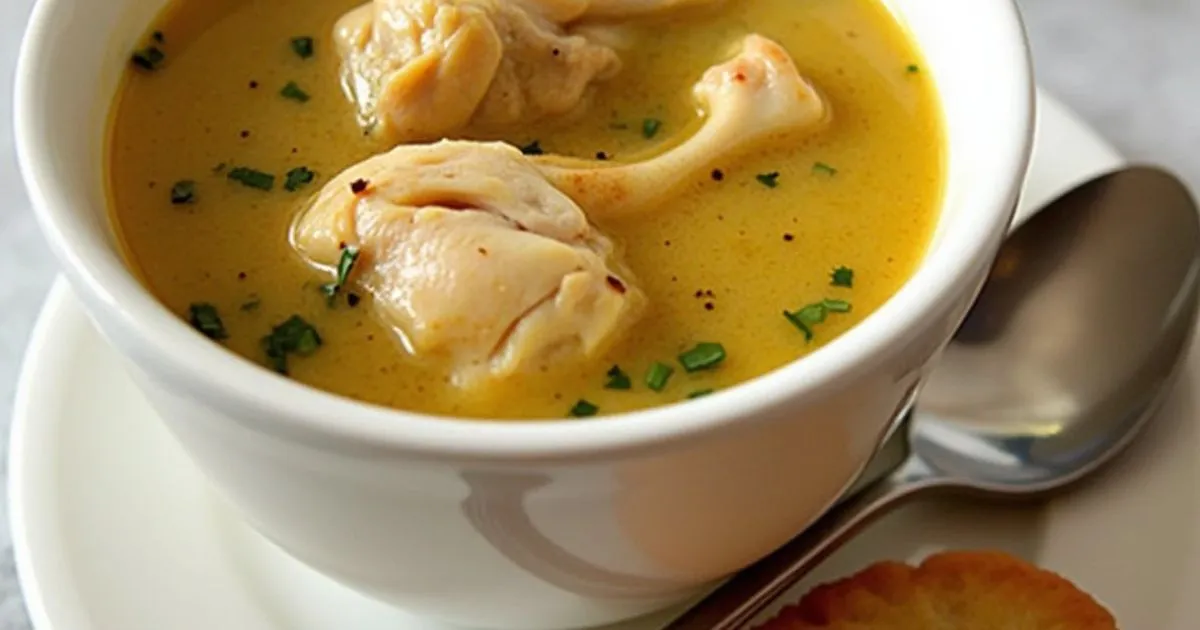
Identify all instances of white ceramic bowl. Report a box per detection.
[15,1,1034,627]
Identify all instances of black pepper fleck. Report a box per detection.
[347,293,361,307]
[350,179,369,194]
[237,271,247,280]
[595,151,608,160]
[249,80,259,89]
[711,169,724,181]
[704,302,715,311]
[783,233,795,242]
[240,130,251,138]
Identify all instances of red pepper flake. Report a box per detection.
[606,275,627,294]
[350,178,369,194]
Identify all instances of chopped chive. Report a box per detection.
[519,140,544,156]
[262,315,321,374]
[642,118,663,139]
[605,365,632,390]
[284,166,315,192]
[687,389,715,399]
[280,81,310,103]
[291,36,315,59]
[678,342,726,373]
[321,247,360,304]
[131,46,165,71]
[783,310,813,341]
[822,298,852,313]
[784,299,853,342]
[812,162,838,176]
[831,266,854,288]
[906,64,921,74]
[227,167,275,191]
[170,180,196,205]
[795,303,827,324]
[188,303,227,340]
[645,362,674,391]
[756,172,780,188]
[570,399,599,417]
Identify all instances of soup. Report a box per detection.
[107,0,943,420]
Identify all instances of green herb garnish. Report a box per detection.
[291,36,315,59]
[831,266,854,288]
[756,172,780,188]
[284,166,315,192]
[320,247,360,303]
[687,389,714,399]
[519,140,544,156]
[170,180,196,204]
[227,167,275,191]
[812,162,838,176]
[823,299,852,313]
[645,362,674,392]
[280,81,310,103]
[570,399,599,417]
[784,299,853,343]
[605,365,632,390]
[188,303,227,340]
[642,118,663,139]
[262,315,322,374]
[131,46,165,71]
[783,310,813,341]
[906,64,921,74]
[678,342,726,373]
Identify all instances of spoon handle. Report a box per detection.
[661,456,940,630]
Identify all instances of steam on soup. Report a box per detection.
[107,0,943,420]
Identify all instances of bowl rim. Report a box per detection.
[14,0,1035,462]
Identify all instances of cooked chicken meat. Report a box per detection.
[294,34,824,386]
[335,0,621,142]
[536,34,828,218]
[291,141,645,388]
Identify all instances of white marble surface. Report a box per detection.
[0,0,1197,627]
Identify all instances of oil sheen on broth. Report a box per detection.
[108,0,943,420]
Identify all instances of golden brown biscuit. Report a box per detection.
[756,550,1117,629]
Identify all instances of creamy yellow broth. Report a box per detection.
[108,0,943,420]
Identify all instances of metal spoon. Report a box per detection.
[663,166,1200,629]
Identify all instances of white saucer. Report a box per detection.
[12,91,1198,630]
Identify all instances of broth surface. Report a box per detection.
[108,0,943,419]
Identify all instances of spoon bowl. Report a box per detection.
[665,166,1200,629]
[917,166,1200,494]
